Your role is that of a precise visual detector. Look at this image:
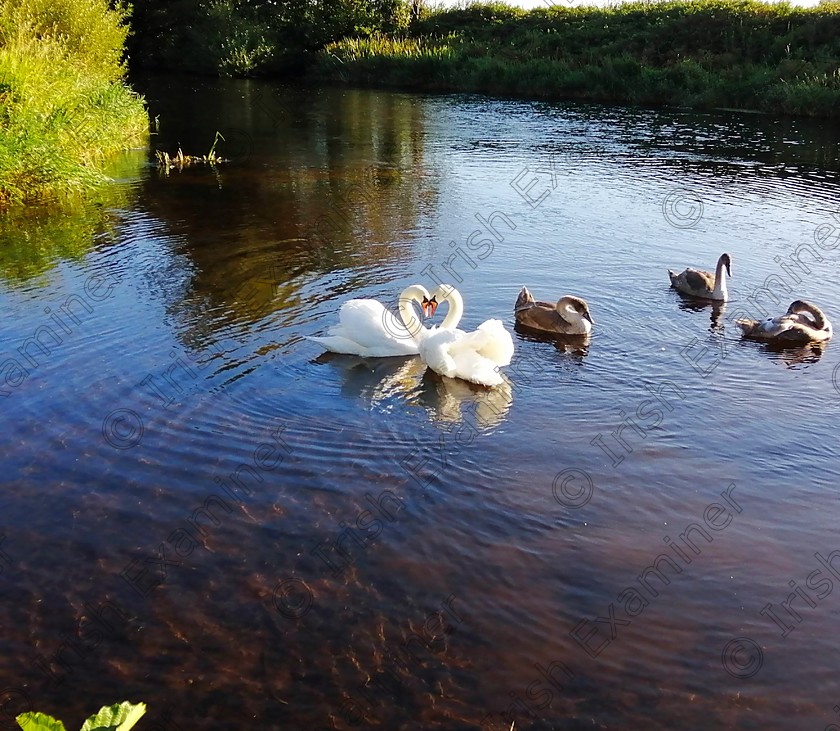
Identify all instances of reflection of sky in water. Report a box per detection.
[1,80,840,731]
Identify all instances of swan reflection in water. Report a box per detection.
[739,338,828,369]
[674,293,727,332]
[513,322,591,357]
[313,352,513,430]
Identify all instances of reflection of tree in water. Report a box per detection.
[136,82,440,349]
[0,150,146,283]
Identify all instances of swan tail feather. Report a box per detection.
[515,286,535,311]
[735,318,759,335]
[736,318,787,339]
[305,335,367,355]
[308,297,420,355]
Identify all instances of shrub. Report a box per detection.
[0,0,148,203]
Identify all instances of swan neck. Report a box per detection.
[807,304,828,330]
[440,286,464,329]
[398,286,425,340]
[558,302,590,333]
[713,259,728,299]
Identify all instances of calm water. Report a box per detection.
[2,76,840,731]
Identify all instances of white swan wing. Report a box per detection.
[309,299,419,356]
[460,319,514,367]
[419,320,513,386]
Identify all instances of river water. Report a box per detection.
[2,76,840,731]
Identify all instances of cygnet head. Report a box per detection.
[557,295,594,325]
[787,299,812,315]
[719,253,732,278]
[786,299,828,329]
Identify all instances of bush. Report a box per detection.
[0,0,148,203]
[127,0,415,76]
[314,0,840,117]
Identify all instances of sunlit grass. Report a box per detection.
[0,0,148,204]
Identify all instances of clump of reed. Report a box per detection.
[155,132,228,173]
[319,34,457,85]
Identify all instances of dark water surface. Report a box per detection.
[2,76,840,731]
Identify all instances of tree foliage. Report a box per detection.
[127,0,412,75]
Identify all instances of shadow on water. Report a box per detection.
[736,335,828,370]
[130,81,441,349]
[514,322,591,357]
[672,293,728,331]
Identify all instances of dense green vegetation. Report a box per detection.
[312,0,840,117]
[127,0,415,76]
[3,0,838,204]
[123,0,840,119]
[0,0,147,203]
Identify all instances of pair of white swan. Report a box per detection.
[308,284,514,387]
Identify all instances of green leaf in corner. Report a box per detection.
[16,712,68,731]
[80,702,146,731]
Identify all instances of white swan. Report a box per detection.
[418,285,514,387]
[307,284,461,357]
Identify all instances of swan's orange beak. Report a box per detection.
[422,296,438,318]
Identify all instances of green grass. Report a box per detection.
[0,0,148,204]
[313,0,840,117]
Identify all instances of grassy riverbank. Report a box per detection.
[313,0,840,117]
[0,0,148,204]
